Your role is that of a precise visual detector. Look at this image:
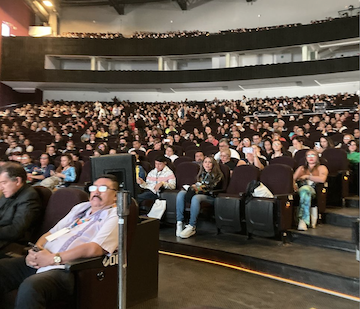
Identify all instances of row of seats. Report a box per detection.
[155,157,348,238]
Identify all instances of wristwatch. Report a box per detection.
[54,253,62,265]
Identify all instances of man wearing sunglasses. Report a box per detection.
[0,175,119,309]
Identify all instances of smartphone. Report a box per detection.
[242,147,253,154]
[163,139,170,143]
[28,242,41,252]
[314,142,320,148]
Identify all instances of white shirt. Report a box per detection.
[214,148,240,161]
[38,202,118,273]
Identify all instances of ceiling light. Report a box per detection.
[43,1,53,7]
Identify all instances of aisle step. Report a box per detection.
[344,196,359,208]
[324,208,359,228]
[290,224,355,252]
[159,226,359,297]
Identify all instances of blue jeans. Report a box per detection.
[176,190,215,227]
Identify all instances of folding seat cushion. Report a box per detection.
[215,165,260,233]
[245,164,294,238]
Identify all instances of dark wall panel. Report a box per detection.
[39,57,359,85]
[0,16,358,87]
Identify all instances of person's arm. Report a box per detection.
[29,174,45,181]
[236,159,247,166]
[33,242,105,268]
[307,165,328,183]
[293,166,304,182]
[252,152,264,170]
[57,167,76,182]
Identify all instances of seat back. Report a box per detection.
[260,164,293,195]
[33,186,52,211]
[73,161,83,183]
[218,163,231,193]
[269,156,297,170]
[175,162,200,189]
[172,145,183,156]
[294,149,308,164]
[226,165,260,194]
[146,150,164,168]
[139,160,152,174]
[77,160,92,184]
[185,149,199,159]
[39,188,89,235]
[173,156,192,168]
[321,148,349,174]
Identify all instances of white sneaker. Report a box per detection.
[176,221,183,237]
[297,219,308,231]
[180,224,196,239]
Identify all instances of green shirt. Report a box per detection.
[347,152,360,164]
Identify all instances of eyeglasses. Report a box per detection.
[89,185,117,193]
[307,154,316,158]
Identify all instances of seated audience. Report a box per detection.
[293,150,328,231]
[271,140,291,159]
[176,156,223,239]
[314,136,335,154]
[239,145,265,170]
[165,146,179,162]
[0,175,119,307]
[39,154,76,190]
[347,140,360,194]
[136,156,176,204]
[21,153,36,175]
[28,153,56,185]
[262,139,274,161]
[219,149,237,173]
[194,151,205,165]
[289,137,310,156]
[214,138,240,161]
[0,162,42,255]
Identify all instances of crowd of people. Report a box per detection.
[59,32,124,39]
[0,93,357,229]
[58,14,352,40]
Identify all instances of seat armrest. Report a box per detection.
[208,189,225,197]
[65,256,105,271]
[274,194,293,199]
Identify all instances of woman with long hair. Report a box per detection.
[271,140,291,159]
[176,156,223,238]
[293,150,328,231]
[315,136,334,154]
[40,154,76,189]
